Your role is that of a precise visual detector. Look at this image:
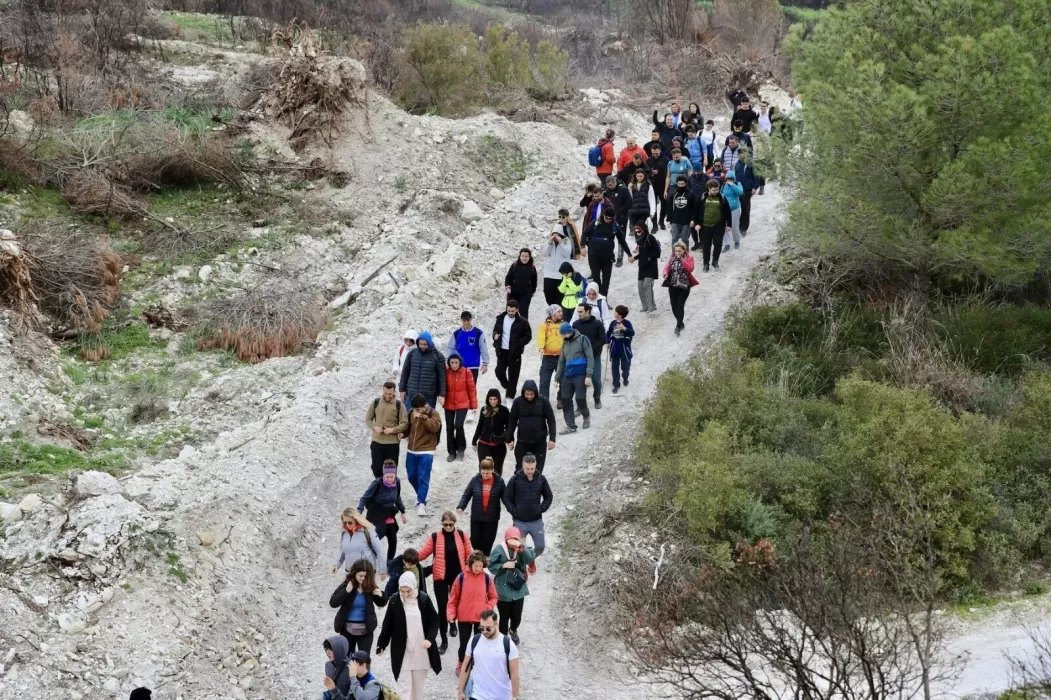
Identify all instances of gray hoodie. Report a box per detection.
[333,526,381,571]
[543,235,573,280]
[325,635,352,697]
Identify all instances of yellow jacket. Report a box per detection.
[537,319,564,356]
[558,274,584,311]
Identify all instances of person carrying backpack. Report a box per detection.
[589,128,616,180]
[399,331,446,408]
[332,507,381,574]
[324,650,383,700]
[554,323,593,433]
[417,511,473,656]
[487,527,535,646]
[447,551,499,675]
[457,609,520,700]
[366,382,409,478]
[557,262,587,316]
[359,461,409,566]
[322,636,352,700]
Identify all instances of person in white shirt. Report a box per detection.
[458,609,520,700]
[393,330,417,377]
[758,101,773,135]
[584,287,613,328]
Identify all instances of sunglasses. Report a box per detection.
[480,625,498,633]
[342,520,354,525]
[442,522,455,528]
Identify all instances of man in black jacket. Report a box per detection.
[581,210,629,297]
[647,143,669,230]
[604,175,632,267]
[493,300,532,401]
[732,98,759,134]
[627,220,661,313]
[504,379,556,473]
[502,453,553,573]
[667,174,697,248]
[573,302,607,408]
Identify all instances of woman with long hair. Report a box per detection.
[331,507,380,574]
[471,389,509,475]
[456,457,506,556]
[627,168,657,230]
[504,248,537,320]
[329,558,387,653]
[358,460,408,566]
[376,572,442,700]
[662,240,700,335]
[416,510,473,655]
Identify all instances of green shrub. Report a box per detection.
[400,24,485,115]
[938,305,1051,376]
[531,40,568,101]
[485,25,532,91]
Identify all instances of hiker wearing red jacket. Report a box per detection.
[446,550,499,674]
[594,128,616,178]
[417,511,473,656]
[616,136,647,171]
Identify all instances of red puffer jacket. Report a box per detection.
[417,527,472,582]
[447,568,498,623]
[444,363,478,411]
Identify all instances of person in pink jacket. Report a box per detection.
[662,240,700,336]
[446,550,499,675]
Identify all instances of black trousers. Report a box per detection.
[376,520,399,565]
[699,225,723,267]
[471,520,500,559]
[655,190,668,224]
[668,286,691,326]
[589,255,614,296]
[370,441,400,478]
[543,278,561,306]
[457,621,480,662]
[497,598,525,634]
[477,441,508,476]
[508,293,532,321]
[514,440,547,473]
[495,349,522,399]
[340,630,374,655]
[616,218,629,258]
[434,579,452,642]
[740,191,752,232]
[444,408,468,456]
[538,355,559,404]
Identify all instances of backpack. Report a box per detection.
[455,571,492,591]
[464,632,513,698]
[587,142,604,167]
[431,529,469,566]
[372,398,404,426]
[365,679,400,700]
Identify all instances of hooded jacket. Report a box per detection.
[492,312,532,357]
[472,389,510,446]
[584,293,612,328]
[537,317,564,356]
[324,635,352,697]
[581,219,629,261]
[558,271,587,311]
[330,582,388,635]
[555,331,594,382]
[392,330,417,376]
[398,331,447,400]
[633,231,662,280]
[488,541,536,602]
[504,379,557,443]
[458,472,506,523]
[443,354,478,412]
[616,145,647,171]
[504,258,537,298]
[447,568,499,624]
[595,138,615,175]
[605,182,632,221]
[573,313,606,353]
[668,185,696,225]
[359,477,406,519]
[722,178,744,210]
[734,159,761,192]
[543,235,574,280]
[503,470,553,523]
[447,324,489,370]
[376,576,442,680]
[406,403,442,453]
[606,318,635,358]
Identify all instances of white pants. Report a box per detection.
[399,668,428,700]
[723,208,742,247]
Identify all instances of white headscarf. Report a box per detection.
[399,571,419,601]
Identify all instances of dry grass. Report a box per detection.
[61,169,143,217]
[193,281,324,363]
[0,233,38,324]
[19,223,122,333]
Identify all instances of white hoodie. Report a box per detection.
[586,292,613,328]
[392,330,417,376]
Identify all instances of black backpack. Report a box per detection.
[372,397,404,425]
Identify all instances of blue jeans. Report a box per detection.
[592,352,603,400]
[406,453,433,504]
[611,352,631,389]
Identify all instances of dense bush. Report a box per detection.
[937,306,1051,376]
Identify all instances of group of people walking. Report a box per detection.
[319,96,769,700]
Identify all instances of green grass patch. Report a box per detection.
[68,320,166,362]
[161,11,239,44]
[0,437,127,477]
[470,135,534,191]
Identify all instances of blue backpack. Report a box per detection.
[588,143,604,167]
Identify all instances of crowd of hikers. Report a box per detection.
[313,95,772,700]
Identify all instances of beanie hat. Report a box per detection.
[559,261,574,274]
[505,526,522,541]
[560,322,573,335]
[546,304,562,319]
[725,170,736,179]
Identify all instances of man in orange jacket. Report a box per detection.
[616,136,647,171]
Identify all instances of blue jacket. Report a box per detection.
[447,326,488,370]
[722,180,744,210]
[606,319,635,359]
[685,137,704,170]
[734,161,760,191]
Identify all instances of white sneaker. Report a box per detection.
[465,411,475,423]
[417,503,426,517]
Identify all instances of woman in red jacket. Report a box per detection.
[417,510,473,656]
[662,240,700,336]
[446,550,498,675]
[444,353,478,463]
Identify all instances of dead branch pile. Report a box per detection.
[140,225,238,259]
[261,24,366,152]
[61,169,143,217]
[194,282,324,363]
[120,133,250,192]
[0,231,38,322]
[20,223,122,332]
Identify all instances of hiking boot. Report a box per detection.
[616,257,623,268]
[456,450,465,460]
[612,386,619,394]
[722,244,731,253]
[510,629,520,645]
[703,264,710,272]
[691,242,702,250]
[582,416,591,429]
[624,378,629,386]
[659,222,667,231]
[674,326,681,336]
[447,453,456,462]
[713,262,720,271]
[417,503,427,517]
[449,625,458,638]
[594,398,602,409]
[559,425,578,435]
[438,640,448,655]
[741,230,748,237]
[759,185,764,195]
[734,242,740,249]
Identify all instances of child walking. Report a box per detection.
[606,305,635,393]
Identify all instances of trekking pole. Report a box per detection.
[604,344,611,385]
